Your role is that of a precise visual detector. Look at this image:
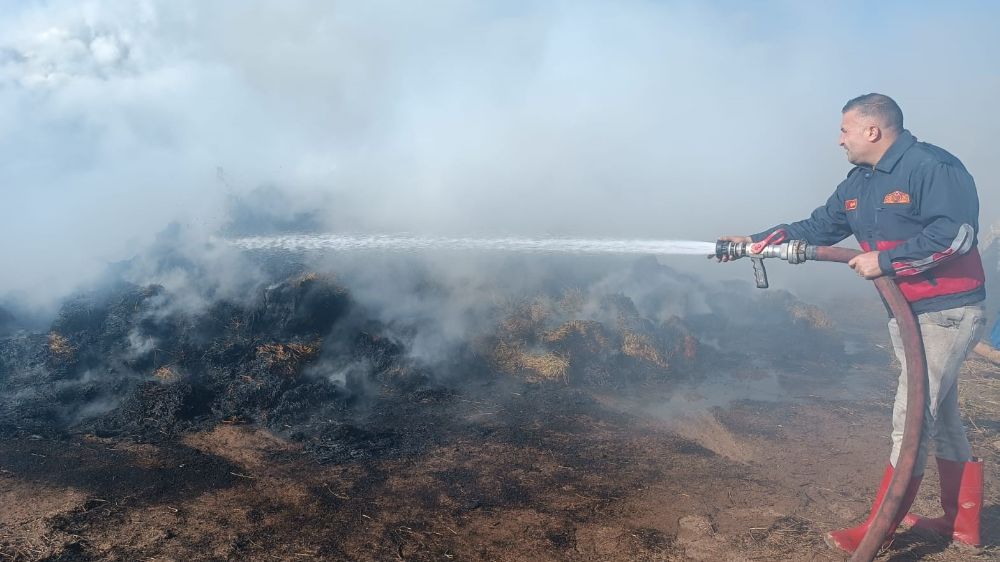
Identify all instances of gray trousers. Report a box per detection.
[888,304,985,474]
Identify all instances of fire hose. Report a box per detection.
[715,240,926,562]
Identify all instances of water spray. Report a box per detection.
[228,233,717,256]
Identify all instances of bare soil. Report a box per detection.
[2,353,999,561]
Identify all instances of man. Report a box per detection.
[717,93,985,553]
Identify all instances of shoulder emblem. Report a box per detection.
[883,190,911,204]
[845,199,858,211]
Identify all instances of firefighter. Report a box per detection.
[717,93,985,553]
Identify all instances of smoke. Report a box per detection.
[1,0,999,309]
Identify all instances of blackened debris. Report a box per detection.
[0,257,843,462]
[0,273,371,441]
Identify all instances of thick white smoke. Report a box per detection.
[1,0,998,307]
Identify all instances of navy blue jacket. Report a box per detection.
[751,130,985,314]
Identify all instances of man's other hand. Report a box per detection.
[848,250,883,279]
[710,235,752,262]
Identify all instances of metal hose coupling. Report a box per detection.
[714,239,811,288]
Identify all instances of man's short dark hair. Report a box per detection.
[842,93,904,133]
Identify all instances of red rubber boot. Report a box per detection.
[903,457,983,547]
[825,464,923,553]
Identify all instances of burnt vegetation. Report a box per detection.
[0,255,853,560]
[0,256,842,446]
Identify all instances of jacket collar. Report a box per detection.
[874,129,916,173]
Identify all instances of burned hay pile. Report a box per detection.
[0,273,356,440]
[488,293,699,385]
[0,257,841,455]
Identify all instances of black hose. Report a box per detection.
[808,246,927,562]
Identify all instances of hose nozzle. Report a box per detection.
[715,239,811,288]
[715,240,750,260]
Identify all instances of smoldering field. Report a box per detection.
[0,225,887,561]
[5,230,999,561]
[4,1,1000,560]
[0,223,851,442]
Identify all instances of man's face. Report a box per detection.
[839,109,875,166]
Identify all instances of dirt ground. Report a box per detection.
[2,318,999,561]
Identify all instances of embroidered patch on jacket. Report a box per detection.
[883,190,911,204]
[845,199,858,211]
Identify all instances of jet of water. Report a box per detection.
[227,234,716,256]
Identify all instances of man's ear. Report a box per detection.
[867,125,882,142]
